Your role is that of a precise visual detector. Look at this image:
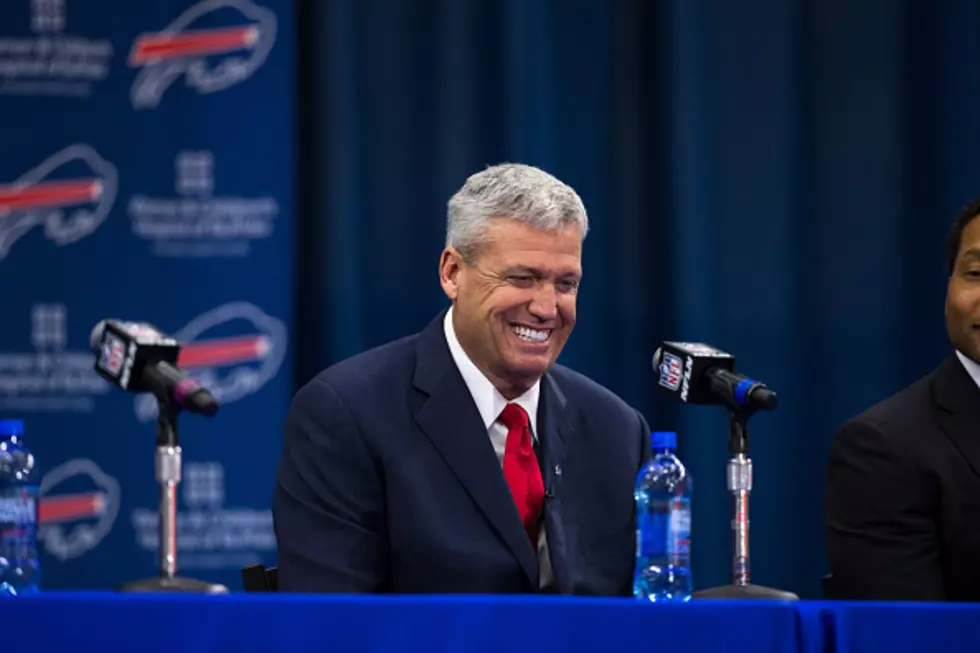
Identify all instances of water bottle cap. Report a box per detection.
[0,419,24,436]
[651,431,676,449]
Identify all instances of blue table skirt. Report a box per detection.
[6,592,980,653]
[8,593,799,653]
[805,601,980,653]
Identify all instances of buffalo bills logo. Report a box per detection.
[0,144,118,261]
[128,0,277,109]
[38,459,121,561]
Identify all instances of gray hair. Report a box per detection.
[446,163,589,261]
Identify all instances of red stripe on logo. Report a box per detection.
[130,26,258,65]
[178,335,269,368]
[0,179,102,212]
[39,492,105,524]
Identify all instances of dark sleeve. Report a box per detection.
[636,409,652,466]
[825,417,943,600]
[272,377,387,593]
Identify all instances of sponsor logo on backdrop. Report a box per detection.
[128,150,277,258]
[0,144,118,262]
[134,302,287,422]
[0,0,113,97]
[131,461,274,569]
[0,304,111,413]
[37,458,121,561]
[128,0,277,109]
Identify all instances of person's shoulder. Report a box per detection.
[848,371,933,432]
[833,368,935,454]
[548,363,640,417]
[301,332,418,401]
[547,364,647,453]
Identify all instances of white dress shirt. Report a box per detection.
[955,350,980,391]
[443,306,554,589]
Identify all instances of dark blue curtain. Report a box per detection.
[294,0,976,598]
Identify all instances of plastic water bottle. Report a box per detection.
[0,419,41,596]
[634,430,692,602]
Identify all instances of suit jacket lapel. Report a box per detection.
[411,311,538,586]
[537,372,578,594]
[934,353,980,480]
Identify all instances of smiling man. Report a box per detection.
[826,199,980,601]
[273,163,651,594]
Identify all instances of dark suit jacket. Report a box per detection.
[272,310,651,594]
[826,353,980,601]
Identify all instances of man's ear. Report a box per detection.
[439,247,464,301]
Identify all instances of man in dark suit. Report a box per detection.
[825,199,980,601]
[272,163,651,594]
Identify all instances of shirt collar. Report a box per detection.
[955,350,980,391]
[443,306,540,437]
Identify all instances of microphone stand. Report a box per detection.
[692,405,798,601]
[116,395,228,594]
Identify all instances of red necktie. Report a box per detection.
[498,403,545,547]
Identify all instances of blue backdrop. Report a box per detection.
[0,0,293,591]
[294,0,973,599]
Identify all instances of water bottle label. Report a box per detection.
[668,498,691,557]
[637,497,688,557]
[0,496,36,524]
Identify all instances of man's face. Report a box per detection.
[440,218,582,397]
[946,216,980,363]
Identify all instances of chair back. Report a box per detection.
[242,564,278,592]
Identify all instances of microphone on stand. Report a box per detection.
[89,317,226,594]
[89,319,218,416]
[652,341,777,413]
[652,340,796,601]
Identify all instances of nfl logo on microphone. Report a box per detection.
[99,334,125,377]
[659,352,683,391]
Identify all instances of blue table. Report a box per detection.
[7,593,799,653]
[798,601,980,653]
[6,593,980,653]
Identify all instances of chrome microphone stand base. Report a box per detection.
[116,576,228,594]
[693,583,798,600]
